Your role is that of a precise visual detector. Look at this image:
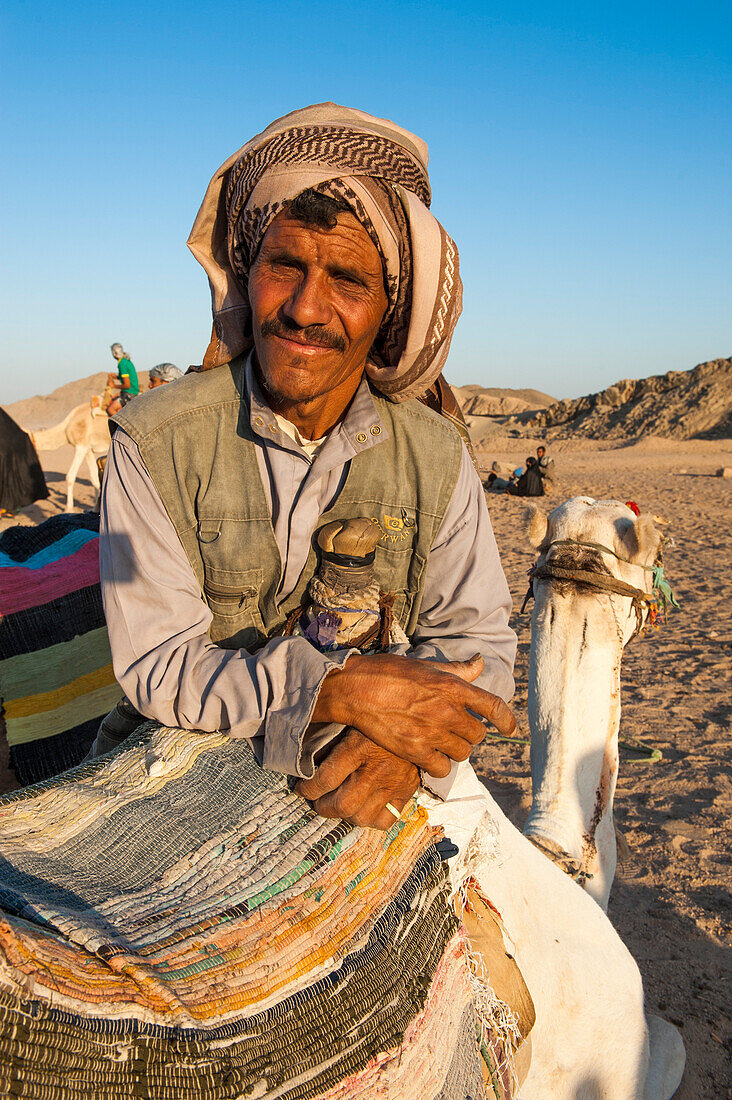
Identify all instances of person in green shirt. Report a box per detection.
[107,343,139,414]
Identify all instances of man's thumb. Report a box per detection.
[433,654,484,683]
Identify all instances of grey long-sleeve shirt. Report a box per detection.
[99,362,516,784]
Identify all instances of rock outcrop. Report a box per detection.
[452,385,556,418]
[510,358,731,441]
[461,392,537,417]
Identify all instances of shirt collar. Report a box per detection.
[242,355,388,463]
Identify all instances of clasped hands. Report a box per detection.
[296,653,516,831]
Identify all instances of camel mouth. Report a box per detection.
[526,834,591,883]
[539,544,613,595]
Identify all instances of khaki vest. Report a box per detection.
[115,359,462,650]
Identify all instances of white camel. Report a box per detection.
[426,760,684,1098]
[30,402,111,511]
[522,496,664,910]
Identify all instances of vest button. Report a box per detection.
[355,432,367,444]
[269,424,277,432]
[370,424,381,436]
[253,416,264,426]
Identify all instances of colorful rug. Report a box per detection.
[0,513,120,785]
[0,724,486,1098]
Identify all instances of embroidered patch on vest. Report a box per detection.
[374,509,417,543]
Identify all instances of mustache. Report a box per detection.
[260,318,347,352]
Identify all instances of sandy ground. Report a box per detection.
[1,435,730,1097]
[473,437,732,1100]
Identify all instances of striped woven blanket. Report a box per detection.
[0,724,486,1098]
[0,513,120,785]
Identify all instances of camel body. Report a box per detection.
[30,402,111,511]
[430,763,684,1099]
[0,734,684,1100]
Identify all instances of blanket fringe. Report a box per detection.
[456,879,522,1100]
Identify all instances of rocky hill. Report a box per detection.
[451,384,555,417]
[507,357,731,441]
[5,359,729,442]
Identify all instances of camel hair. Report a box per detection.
[30,402,111,512]
[523,496,665,909]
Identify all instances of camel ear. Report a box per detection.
[525,504,551,549]
[620,515,661,564]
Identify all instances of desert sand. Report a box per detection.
[474,435,732,1100]
[0,378,730,1097]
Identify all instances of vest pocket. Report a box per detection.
[204,577,258,610]
[373,544,426,635]
[203,567,266,649]
[374,543,426,597]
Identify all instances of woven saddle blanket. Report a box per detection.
[0,512,119,786]
[0,723,487,1099]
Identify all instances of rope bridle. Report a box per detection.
[521,538,658,640]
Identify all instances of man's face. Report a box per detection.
[537,447,545,458]
[149,377,164,388]
[248,210,388,410]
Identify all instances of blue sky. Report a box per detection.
[1,0,730,404]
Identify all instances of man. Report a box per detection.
[536,444,555,492]
[107,342,140,414]
[148,362,184,388]
[100,103,517,828]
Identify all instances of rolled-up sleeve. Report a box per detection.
[99,430,353,778]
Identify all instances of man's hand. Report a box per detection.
[296,728,419,830]
[312,653,516,778]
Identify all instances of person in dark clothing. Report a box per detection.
[506,456,544,497]
[0,408,49,517]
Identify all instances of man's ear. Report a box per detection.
[618,514,661,564]
[525,504,551,549]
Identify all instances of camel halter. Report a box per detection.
[521,537,674,640]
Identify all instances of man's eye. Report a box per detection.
[335,273,363,288]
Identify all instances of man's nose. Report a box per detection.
[281,272,332,328]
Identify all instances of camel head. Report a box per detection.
[526,497,661,612]
[522,497,664,909]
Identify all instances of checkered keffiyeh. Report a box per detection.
[187,103,463,401]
